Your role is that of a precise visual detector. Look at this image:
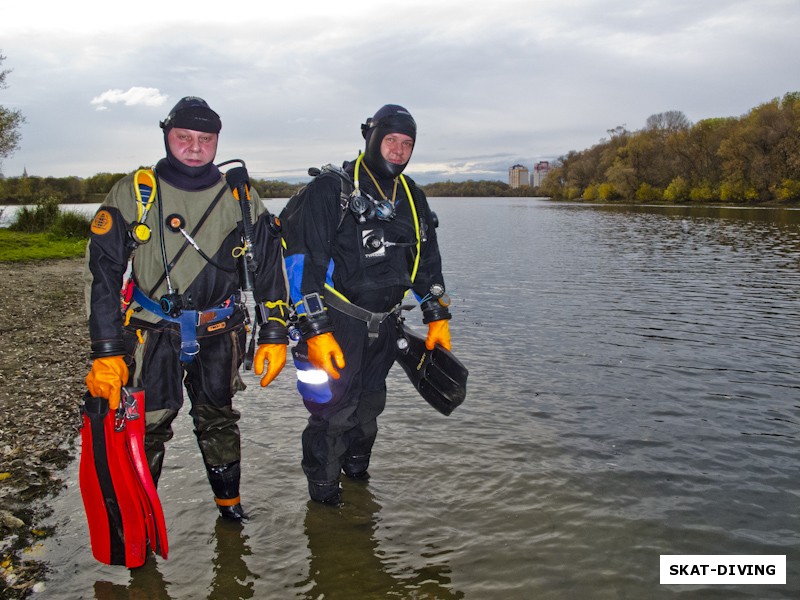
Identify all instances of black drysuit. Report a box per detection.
[281,160,448,484]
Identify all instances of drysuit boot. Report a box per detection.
[308,480,342,506]
[206,460,248,521]
[343,453,371,481]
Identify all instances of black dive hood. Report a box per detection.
[362,104,417,179]
[160,96,221,179]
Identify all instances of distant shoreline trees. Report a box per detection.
[540,92,800,205]
[0,172,544,204]
[0,173,309,204]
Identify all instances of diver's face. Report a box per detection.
[167,128,218,167]
[380,132,414,166]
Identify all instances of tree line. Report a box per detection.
[0,172,306,204]
[0,171,534,204]
[420,179,535,197]
[539,92,800,204]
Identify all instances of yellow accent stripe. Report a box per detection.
[323,284,350,303]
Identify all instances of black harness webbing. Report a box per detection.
[324,293,401,340]
[147,183,229,298]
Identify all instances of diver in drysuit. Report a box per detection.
[84,96,290,520]
[280,104,453,505]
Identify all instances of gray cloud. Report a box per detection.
[1,0,799,184]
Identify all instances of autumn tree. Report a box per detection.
[718,94,800,202]
[0,52,25,171]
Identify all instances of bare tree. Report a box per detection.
[645,110,691,133]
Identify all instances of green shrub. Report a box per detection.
[582,184,597,200]
[689,183,716,203]
[719,181,759,203]
[663,177,690,203]
[597,183,619,201]
[772,179,800,203]
[5,196,92,238]
[635,183,662,202]
[52,210,92,238]
[8,196,61,233]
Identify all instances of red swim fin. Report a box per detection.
[120,388,169,559]
[79,394,148,567]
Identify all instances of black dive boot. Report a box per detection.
[308,480,342,506]
[206,460,248,521]
[343,453,371,481]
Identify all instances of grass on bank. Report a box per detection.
[0,229,88,261]
[0,196,91,262]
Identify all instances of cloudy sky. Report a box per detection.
[1,0,798,184]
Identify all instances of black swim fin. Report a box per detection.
[395,321,468,416]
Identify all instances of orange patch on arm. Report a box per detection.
[90,209,113,235]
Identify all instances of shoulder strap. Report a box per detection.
[309,164,354,214]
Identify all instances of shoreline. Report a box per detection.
[0,257,88,598]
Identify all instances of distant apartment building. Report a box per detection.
[532,161,551,187]
[508,164,529,188]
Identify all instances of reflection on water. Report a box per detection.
[208,520,256,600]
[297,481,463,600]
[29,199,800,599]
[89,519,255,600]
[92,559,172,600]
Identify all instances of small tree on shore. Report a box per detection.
[0,52,25,170]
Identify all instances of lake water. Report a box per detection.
[21,198,800,599]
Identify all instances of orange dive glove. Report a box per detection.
[306,332,345,380]
[254,343,287,387]
[425,319,451,351]
[85,355,129,410]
